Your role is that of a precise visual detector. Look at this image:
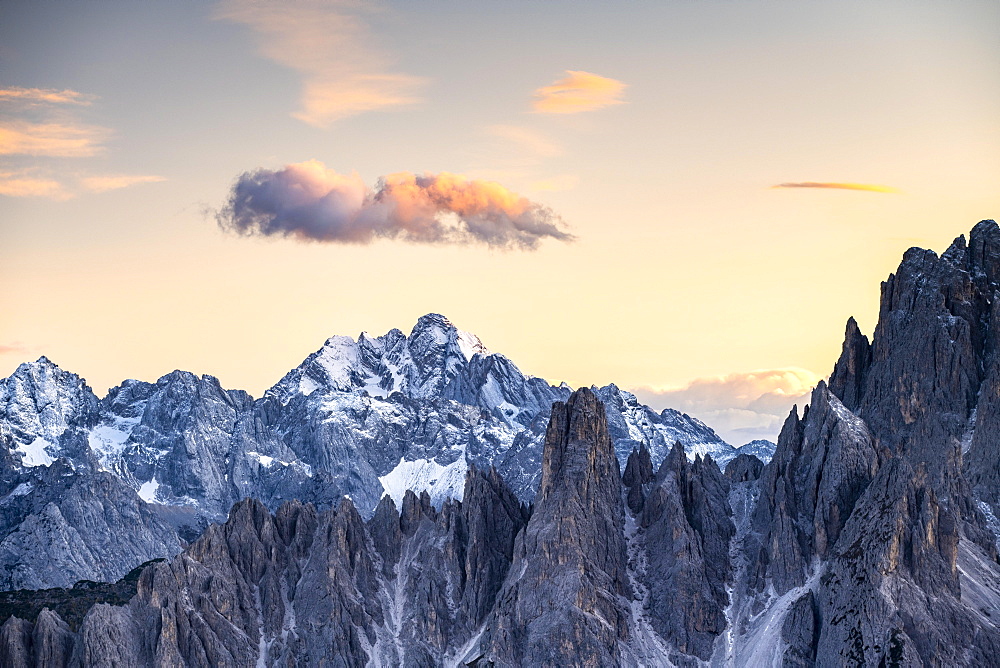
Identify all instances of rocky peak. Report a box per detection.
[724,452,764,482]
[481,387,632,665]
[828,316,871,412]
[750,382,879,592]
[633,439,734,661]
[0,357,99,453]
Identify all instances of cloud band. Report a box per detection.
[772,182,898,193]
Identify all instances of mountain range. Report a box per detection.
[1,220,999,666]
[0,312,756,592]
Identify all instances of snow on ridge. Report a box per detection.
[379,456,469,508]
[456,329,489,361]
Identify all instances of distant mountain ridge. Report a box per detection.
[0,313,752,590]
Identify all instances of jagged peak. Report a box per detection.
[409,312,455,340]
[970,218,999,240]
[15,355,69,377]
[154,369,222,387]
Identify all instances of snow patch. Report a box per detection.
[962,408,978,454]
[977,500,1000,553]
[138,478,160,503]
[17,437,54,467]
[379,456,469,507]
[456,330,489,361]
[248,451,276,467]
[87,411,143,470]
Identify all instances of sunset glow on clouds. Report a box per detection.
[633,367,823,444]
[0,86,164,198]
[0,171,165,199]
[0,86,107,157]
[772,182,899,193]
[217,0,424,127]
[0,171,70,200]
[0,121,108,158]
[533,70,626,114]
[217,160,573,249]
[0,87,93,106]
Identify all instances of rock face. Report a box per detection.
[480,388,632,666]
[0,462,180,590]
[630,443,734,662]
[0,388,736,667]
[729,220,1000,665]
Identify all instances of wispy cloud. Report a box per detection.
[81,174,166,193]
[0,342,34,356]
[533,70,626,114]
[216,159,574,249]
[0,169,165,200]
[217,0,424,127]
[0,87,94,106]
[0,85,108,157]
[772,181,899,193]
[0,171,71,200]
[0,121,108,157]
[632,367,823,445]
[0,87,163,199]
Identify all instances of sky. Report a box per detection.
[1,0,998,444]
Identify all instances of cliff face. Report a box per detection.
[480,388,632,666]
[740,220,1000,665]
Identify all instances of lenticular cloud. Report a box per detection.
[217,160,573,249]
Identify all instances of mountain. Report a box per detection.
[4,220,999,666]
[0,314,736,590]
[735,438,775,461]
[0,388,730,666]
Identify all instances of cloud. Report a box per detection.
[81,174,166,193]
[0,171,71,200]
[487,125,562,158]
[533,70,626,114]
[0,121,108,157]
[216,160,574,249]
[217,0,424,127]
[0,170,165,200]
[0,86,108,157]
[772,182,898,193]
[631,367,823,445]
[0,343,33,356]
[0,87,93,106]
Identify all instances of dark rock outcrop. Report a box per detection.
[635,443,734,662]
[480,388,632,666]
[749,382,879,593]
[724,452,764,482]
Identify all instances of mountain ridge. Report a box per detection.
[0,312,748,590]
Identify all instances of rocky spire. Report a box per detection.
[480,387,632,666]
